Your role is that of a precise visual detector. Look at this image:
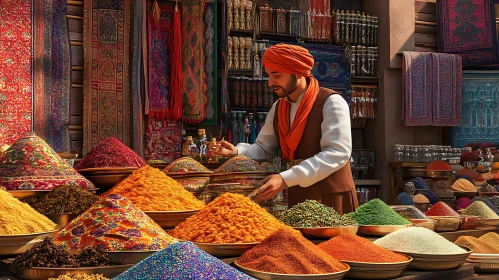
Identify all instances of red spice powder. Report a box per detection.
[238,228,347,274]
[457,168,481,180]
[76,137,146,170]
[425,201,460,217]
[318,234,408,263]
[426,160,452,171]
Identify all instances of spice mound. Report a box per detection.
[346,199,410,225]
[102,165,204,211]
[451,179,476,192]
[479,232,499,247]
[412,177,428,190]
[426,160,452,171]
[49,274,109,280]
[0,133,94,190]
[76,137,146,170]
[0,189,57,234]
[424,191,439,204]
[11,239,111,274]
[457,168,481,180]
[169,193,288,243]
[472,196,499,215]
[454,236,499,254]
[22,185,99,215]
[456,197,473,210]
[215,155,267,173]
[462,201,499,218]
[425,201,460,217]
[394,206,428,219]
[319,234,408,263]
[396,192,414,205]
[238,228,347,274]
[261,162,279,173]
[413,194,429,204]
[278,199,356,227]
[51,194,176,251]
[374,227,467,255]
[162,157,211,173]
[114,241,253,280]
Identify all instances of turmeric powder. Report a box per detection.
[0,189,57,234]
[170,193,289,243]
[102,165,205,211]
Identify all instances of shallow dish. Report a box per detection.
[81,173,132,192]
[394,248,472,271]
[77,167,139,174]
[466,253,499,273]
[0,237,43,256]
[0,229,58,246]
[8,190,51,199]
[477,218,499,230]
[479,192,499,197]
[46,213,79,228]
[294,226,359,239]
[342,255,412,279]
[427,216,460,232]
[357,224,412,236]
[407,219,435,231]
[192,242,259,257]
[107,250,158,264]
[14,264,133,280]
[234,260,350,280]
[453,191,478,199]
[144,210,199,228]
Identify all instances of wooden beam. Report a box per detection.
[71,84,83,88]
[415,24,437,35]
[415,20,437,26]
[68,0,84,5]
[67,15,83,20]
[415,1,436,14]
[72,65,84,71]
[70,41,83,46]
[415,13,436,23]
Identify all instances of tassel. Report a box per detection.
[151,0,161,23]
[170,1,183,120]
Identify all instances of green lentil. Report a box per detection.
[346,199,410,225]
[462,201,499,219]
[278,200,356,227]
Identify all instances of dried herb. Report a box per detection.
[346,199,410,225]
[463,201,499,218]
[22,185,99,215]
[11,239,78,273]
[426,160,452,171]
[278,200,356,228]
[396,206,428,219]
[77,247,111,267]
[49,274,109,280]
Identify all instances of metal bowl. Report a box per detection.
[107,250,158,264]
[46,213,79,228]
[144,210,199,228]
[477,218,499,230]
[427,216,461,232]
[459,215,480,230]
[8,190,51,199]
[479,192,499,197]
[453,191,478,198]
[293,226,359,239]
[234,260,350,280]
[342,255,412,280]
[168,175,210,194]
[80,173,133,192]
[77,167,139,174]
[192,242,259,257]
[13,264,133,280]
[408,219,435,231]
[0,237,43,256]
[425,170,454,178]
[357,224,412,236]
[0,229,58,246]
[467,253,499,272]
[394,248,472,271]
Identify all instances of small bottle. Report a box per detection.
[207,138,217,163]
[198,129,207,163]
[182,136,193,157]
[187,137,200,161]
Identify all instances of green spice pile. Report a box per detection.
[374,227,467,254]
[395,206,428,219]
[22,185,99,215]
[49,274,109,280]
[346,199,410,225]
[11,239,111,274]
[462,201,499,219]
[278,200,356,227]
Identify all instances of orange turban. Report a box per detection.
[262,44,314,76]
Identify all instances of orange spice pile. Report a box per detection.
[169,193,288,243]
[102,165,205,211]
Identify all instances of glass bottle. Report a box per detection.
[257,113,265,134]
[182,136,193,157]
[393,144,403,162]
[198,129,207,163]
[231,111,239,145]
[207,138,217,163]
[187,137,200,161]
[237,111,244,144]
[248,113,257,144]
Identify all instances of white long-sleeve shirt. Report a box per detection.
[236,93,352,188]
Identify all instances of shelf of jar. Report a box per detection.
[351,76,379,84]
[229,29,253,37]
[230,107,271,112]
[228,69,254,76]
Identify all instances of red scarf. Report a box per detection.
[278,77,319,160]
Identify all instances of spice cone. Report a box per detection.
[215,155,267,172]
[163,157,211,173]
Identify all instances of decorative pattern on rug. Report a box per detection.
[0,0,33,145]
[402,52,433,126]
[34,0,71,153]
[83,0,131,155]
[451,72,499,147]
[182,0,208,124]
[201,2,218,125]
[145,117,182,163]
[431,53,462,126]
[438,0,499,66]
[147,1,174,120]
[130,0,144,157]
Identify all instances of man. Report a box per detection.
[217,43,359,214]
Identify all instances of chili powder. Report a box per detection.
[425,201,459,217]
[319,234,408,263]
[426,160,452,171]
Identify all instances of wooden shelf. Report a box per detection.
[229,29,253,37]
[351,76,379,84]
[354,179,381,186]
[258,32,299,42]
[230,107,271,112]
[228,69,254,76]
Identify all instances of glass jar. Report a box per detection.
[423,146,432,162]
[394,144,404,162]
[404,145,411,162]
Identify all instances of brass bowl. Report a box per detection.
[0,237,43,256]
[191,241,259,257]
[46,213,79,228]
[459,215,480,230]
[342,255,412,279]
[294,225,359,239]
[144,210,199,228]
[427,216,460,232]
[107,250,158,264]
[408,219,435,231]
[234,260,350,280]
[78,168,136,192]
[453,191,478,198]
[168,175,210,194]
[0,229,58,246]
[14,265,133,280]
[357,224,412,236]
[477,218,499,230]
[394,248,472,270]
[8,190,51,199]
[425,170,454,178]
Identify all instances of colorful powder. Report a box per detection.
[425,201,460,217]
[51,194,176,251]
[426,160,452,171]
[404,182,416,195]
[76,137,146,170]
[413,194,429,204]
[454,236,499,254]
[162,157,211,173]
[451,179,476,192]
[457,168,481,180]
[472,196,499,215]
[396,192,414,205]
[278,200,356,227]
[463,201,499,218]
[114,241,253,280]
[412,177,429,190]
[423,191,439,205]
[346,199,410,225]
[215,155,267,172]
[456,197,473,210]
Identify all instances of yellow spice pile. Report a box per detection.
[0,189,57,234]
[49,274,109,280]
[170,193,289,243]
[102,165,205,211]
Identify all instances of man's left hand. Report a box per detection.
[253,174,288,202]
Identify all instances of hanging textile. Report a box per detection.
[130,0,145,157]
[431,53,462,126]
[438,0,499,66]
[402,52,433,126]
[201,2,218,125]
[145,117,182,163]
[146,1,175,120]
[220,0,228,114]
[83,0,131,154]
[0,0,34,145]
[451,72,499,147]
[181,0,208,124]
[33,0,71,153]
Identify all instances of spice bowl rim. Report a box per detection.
[452,191,478,198]
[14,264,134,280]
[357,224,412,236]
[393,247,472,259]
[77,167,139,173]
[184,241,260,257]
[143,209,200,214]
[341,255,413,266]
[0,228,59,238]
[164,171,214,176]
[293,225,359,239]
[234,259,351,279]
